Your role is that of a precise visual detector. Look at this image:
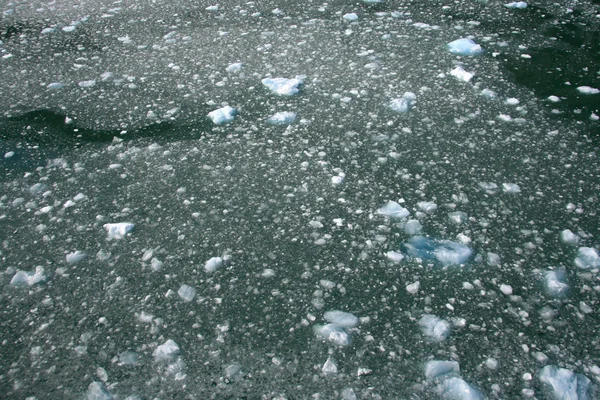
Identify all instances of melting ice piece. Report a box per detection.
[324,311,359,328]
[204,256,224,273]
[343,13,359,21]
[178,284,196,302]
[10,266,47,286]
[419,314,451,341]
[439,377,484,400]
[66,250,87,264]
[262,76,304,96]
[86,381,113,400]
[104,222,134,239]
[544,267,569,297]
[502,183,521,193]
[425,360,460,380]
[539,365,592,400]
[208,106,236,124]
[447,38,483,56]
[153,339,180,362]
[560,229,580,245]
[574,247,600,269]
[377,201,410,218]
[504,1,527,8]
[478,182,498,194]
[417,201,437,213]
[577,86,600,95]
[226,62,244,72]
[448,211,468,225]
[267,111,297,125]
[313,324,351,346]
[47,82,65,90]
[322,357,338,374]
[450,66,474,83]
[404,219,423,235]
[387,251,405,263]
[389,92,417,113]
[404,236,473,265]
[119,351,140,366]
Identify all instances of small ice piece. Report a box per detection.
[41,27,55,34]
[208,106,236,125]
[225,364,243,379]
[481,89,497,98]
[539,365,592,400]
[377,201,410,218]
[505,2,528,9]
[506,98,520,105]
[478,182,498,194]
[499,284,513,295]
[10,266,47,286]
[62,25,76,32]
[502,183,521,193]
[406,281,420,294]
[389,92,417,113]
[86,381,113,400]
[362,0,384,3]
[226,62,243,72]
[47,82,65,90]
[331,173,345,185]
[313,324,351,346]
[78,80,96,88]
[574,247,600,269]
[324,311,359,328]
[66,251,87,264]
[417,201,437,213]
[548,95,561,102]
[104,222,134,239]
[261,76,304,96]
[206,5,219,11]
[448,211,468,224]
[577,86,600,95]
[153,339,180,362]
[450,66,474,83]
[404,236,472,265]
[178,284,196,302]
[447,38,483,56]
[119,351,140,365]
[424,360,460,380]
[343,13,359,21]
[322,357,338,374]
[151,258,163,271]
[545,267,569,297]
[440,377,484,400]
[341,388,357,400]
[560,229,580,245]
[267,111,296,125]
[404,219,423,235]
[204,256,224,273]
[419,314,451,341]
[386,251,405,263]
[4,151,14,158]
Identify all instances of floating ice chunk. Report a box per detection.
[386,251,405,263]
[448,211,468,224]
[226,62,243,72]
[151,258,163,271]
[153,339,180,362]
[208,106,236,125]
[545,267,569,297]
[419,314,451,341]
[267,111,297,125]
[425,360,460,380]
[574,247,600,269]
[30,183,47,195]
[78,80,96,88]
[481,89,497,98]
[66,251,87,264]
[404,219,423,235]
[41,27,55,34]
[62,25,76,32]
[119,351,140,366]
[331,173,345,185]
[341,388,357,400]
[577,86,600,95]
[478,182,498,194]
[389,92,417,113]
[261,76,304,96]
[104,222,134,239]
[447,38,483,56]
[86,381,113,400]
[417,201,437,213]
[10,266,47,286]
[440,377,484,400]
[406,281,420,294]
[322,357,338,374]
[539,365,592,400]
[178,284,196,302]
[362,0,384,3]
[324,311,359,328]
[404,236,473,265]
[343,13,359,21]
[505,2,528,9]
[206,5,219,11]
[499,284,513,295]
[506,98,520,105]
[204,256,223,273]
[313,324,350,346]
[47,82,65,90]
[560,229,580,245]
[225,364,243,379]
[450,66,474,83]
[502,183,521,193]
[377,201,410,218]
[548,95,561,102]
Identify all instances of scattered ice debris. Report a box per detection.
[104,222,134,239]
[178,284,196,302]
[404,219,423,235]
[10,266,47,286]
[343,13,359,21]
[404,236,473,265]
[425,360,460,380]
[261,76,304,96]
[386,251,405,263]
[389,92,417,113]
[417,201,437,214]
[208,106,236,125]
[377,201,410,218]
[313,324,351,346]
[447,38,483,56]
[322,357,338,375]
[226,62,243,73]
[450,66,473,83]
[448,211,468,225]
[66,251,87,264]
[419,314,451,341]
[544,267,569,297]
[47,82,65,90]
[86,381,113,400]
[574,247,600,269]
[577,86,600,95]
[502,183,521,194]
[324,311,359,328]
[153,339,180,362]
[439,377,484,400]
[267,111,297,125]
[406,281,420,294]
[539,365,592,400]
[560,229,580,245]
[204,256,224,273]
[505,2,528,9]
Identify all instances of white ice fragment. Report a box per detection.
[404,219,423,235]
[226,62,243,72]
[208,106,236,125]
[505,2,528,9]
[419,314,451,341]
[178,284,196,302]
[544,267,569,297]
[10,266,47,286]
[331,173,345,185]
[86,382,113,400]
[577,86,600,95]
[502,183,521,193]
[343,13,359,21]
[363,0,384,3]
[377,201,410,218]
[499,284,513,295]
[204,256,223,273]
[62,25,76,32]
[261,268,275,278]
[322,357,338,375]
[205,5,219,11]
[574,247,600,269]
[151,258,163,271]
[41,27,55,34]
[424,360,460,380]
[341,388,357,400]
[448,211,468,224]
[450,66,474,82]
[320,279,336,290]
[261,76,304,96]
[103,222,134,239]
[386,251,405,263]
[389,92,417,113]
[47,82,65,90]
[406,281,420,294]
[506,98,520,105]
[560,229,580,245]
[440,377,484,400]
[481,89,497,98]
[73,193,86,202]
[324,311,359,328]
[119,351,139,366]
[153,339,180,362]
[539,365,591,400]
[96,367,108,382]
[478,182,498,194]
[548,95,561,102]
[486,358,499,369]
[267,111,296,125]
[313,324,350,346]
[78,80,96,88]
[66,251,87,264]
[447,38,483,56]
[417,201,437,214]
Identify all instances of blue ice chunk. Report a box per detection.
[539,365,592,400]
[505,2,527,9]
[267,111,297,125]
[208,106,236,125]
[447,38,483,56]
[419,314,451,341]
[389,92,417,113]
[425,360,460,380]
[324,311,359,328]
[377,201,410,218]
[404,236,472,265]
[440,377,484,400]
[544,267,569,297]
[261,76,304,96]
[574,247,600,269]
[313,324,350,346]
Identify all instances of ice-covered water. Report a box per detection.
[0,0,599,398]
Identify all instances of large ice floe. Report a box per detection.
[538,365,592,400]
[403,236,473,265]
